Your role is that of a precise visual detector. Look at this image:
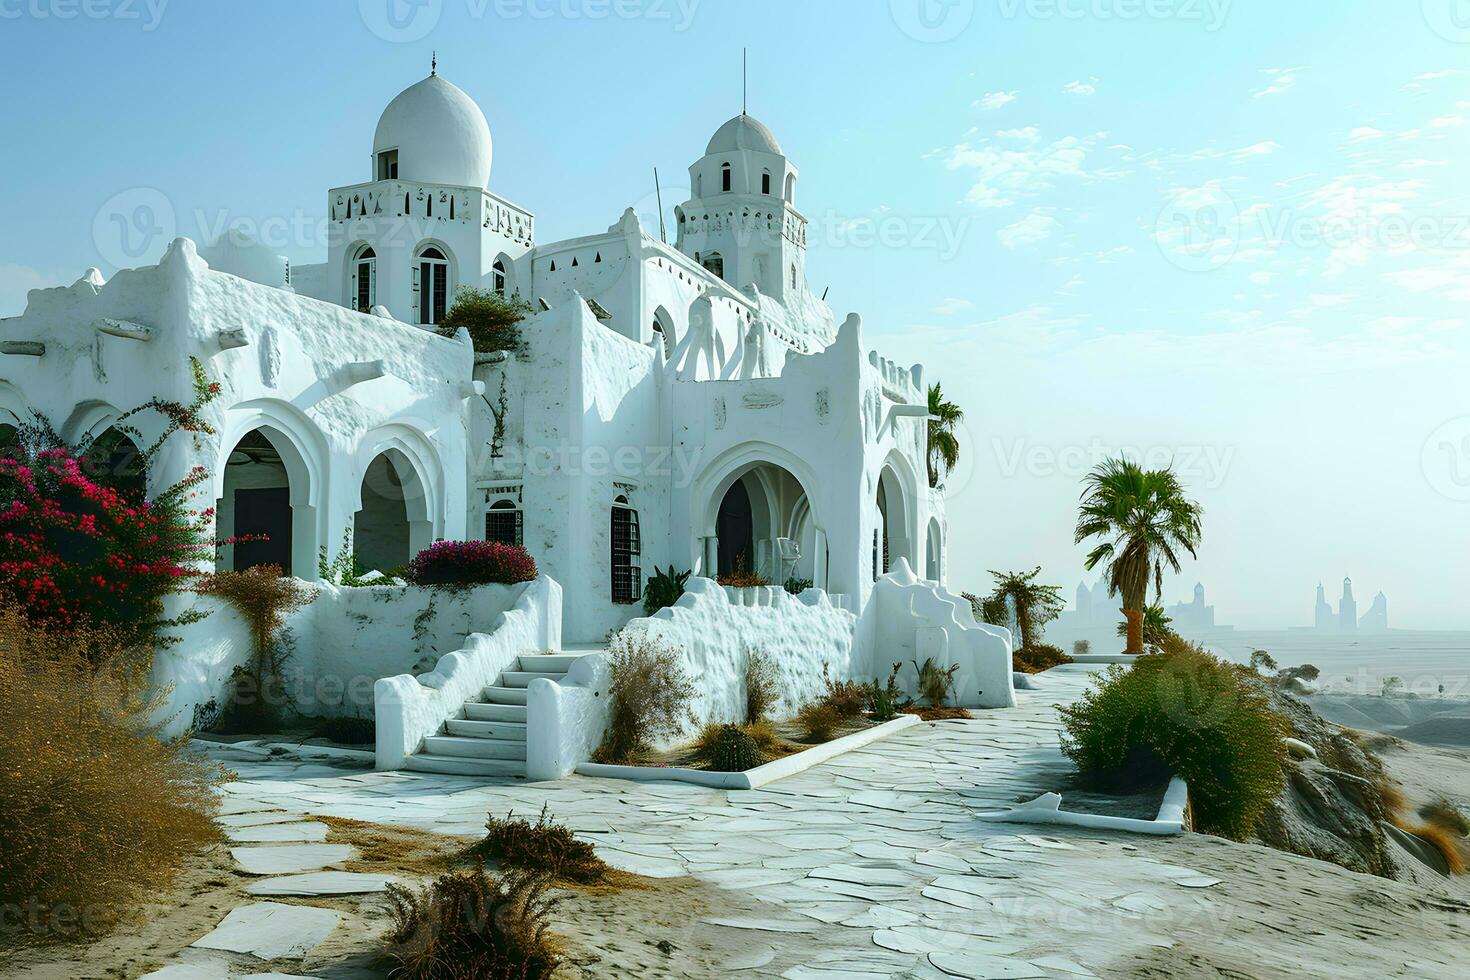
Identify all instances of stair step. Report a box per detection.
[518,654,581,672]
[482,686,528,706]
[423,735,526,761]
[445,719,527,741]
[405,754,525,778]
[464,701,526,722]
[499,671,566,689]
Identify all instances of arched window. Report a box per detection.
[702,251,725,282]
[416,245,450,325]
[762,170,772,195]
[351,244,376,312]
[492,258,508,297]
[721,163,732,193]
[784,172,796,204]
[790,263,797,290]
[485,498,522,546]
[610,494,641,604]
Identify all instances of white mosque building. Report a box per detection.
[0,68,947,645]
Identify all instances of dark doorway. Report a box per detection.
[233,487,292,573]
[716,479,754,577]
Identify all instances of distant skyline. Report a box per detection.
[2,2,1468,626]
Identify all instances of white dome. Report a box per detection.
[706,113,782,156]
[373,74,492,188]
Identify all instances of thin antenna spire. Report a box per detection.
[742,48,747,114]
[653,167,667,243]
[431,51,437,76]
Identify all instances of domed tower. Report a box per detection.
[327,66,533,326]
[675,113,807,302]
[371,73,493,189]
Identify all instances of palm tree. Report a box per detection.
[983,567,1065,650]
[1075,457,1203,655]
[927,383,963,488]
[1114,603,1177,651]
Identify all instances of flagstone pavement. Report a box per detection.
[165,663,1460,979]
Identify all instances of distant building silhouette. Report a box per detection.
[1359,591,1388,631]
[1167,582,1215,630]
[1315,583,1334,629]
[1310,577,1386,630]
[1339,577,1358,631]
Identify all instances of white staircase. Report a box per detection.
[403,653,582,778]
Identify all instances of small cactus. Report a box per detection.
[705,724,766,772]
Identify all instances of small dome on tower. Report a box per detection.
[373,73,492,188]
[706,113,782,156]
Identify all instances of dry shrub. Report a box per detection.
[1420,798,1470,837]
[385,868,559,980]
[1013,643,1073,674]
[914,656,960,707]
[198,565,316,731]
[717,555,768,588]
[741,719,786,754]
[592,629,695,764]
[1377,778,1408,817]
[744,649,779,723]
[472,804,608,885]
[797,701,841,743]
[818,662,869,719]
[0,608,224,944]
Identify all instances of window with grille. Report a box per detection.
[417,246,449,325]
[611,497,641,604]
[485,500,522,546]
[353,245,376,312]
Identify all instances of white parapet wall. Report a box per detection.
[622,577,859,748]
[374,576,562,770]
[855,559,1016,709]
[526,652,612,780]
[153,579,535,737]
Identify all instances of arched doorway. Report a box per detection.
[217,426,321,576]
[355,453,411,573]
[925,518,943,582]
[708,462,815,586]
[876,463,914,578]
[82,427,146,498]
[716,479,754,577]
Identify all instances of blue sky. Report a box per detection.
[3,1,1469,627]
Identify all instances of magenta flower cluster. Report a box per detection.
[407,540,538,587]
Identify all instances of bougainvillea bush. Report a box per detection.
[407,540,538,587]
[0,451,215,653]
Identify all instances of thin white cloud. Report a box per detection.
[931,297,975,316]
[1348,127,1385,143]
[1253,67,1304,98]
[1063,79,1097,97]
[946,131,1104,209]
[975,91,1017,111]
[997,211,1058,249]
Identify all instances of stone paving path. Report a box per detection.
[179,665,1213,978]
[162,663,1465,978]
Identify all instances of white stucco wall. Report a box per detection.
[624,577,858,746]
[151,580,532,737]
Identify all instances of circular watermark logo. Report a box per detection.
[1422,416,1470,501]
[1422,0,1470,42]
[1155,186,1239,273]
[890,0,974,42]
[360,0,442,43]
[92,187,176,271]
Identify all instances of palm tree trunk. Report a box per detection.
[1123,607,1144,655]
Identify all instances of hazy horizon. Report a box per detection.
[3,2,1467,627]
